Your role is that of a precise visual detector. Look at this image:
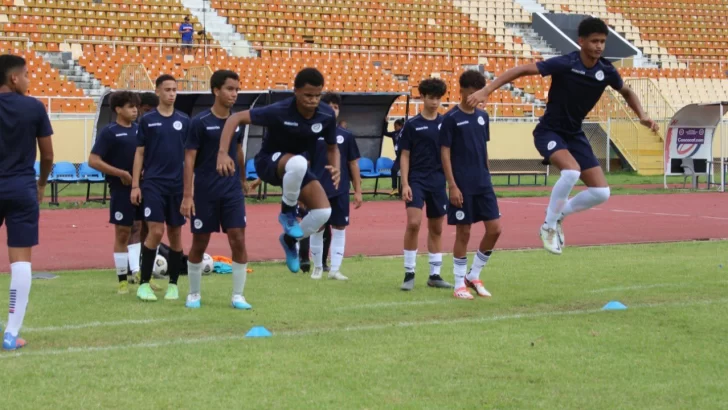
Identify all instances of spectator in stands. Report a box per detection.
[179,16,194,56]
[384,118,404,196]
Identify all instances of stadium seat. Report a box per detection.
[245,159,258,181]
[375,157,394,177]
[34,161,40,181]
[358,157,382,195]
[78,162,107,204]
[49,161,79,206]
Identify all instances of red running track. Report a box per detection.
[1,193,727,272]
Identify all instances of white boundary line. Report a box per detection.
[3,298,727,360]
[335,300,449,311]
[0,317,184,333]
[589,280,728,293]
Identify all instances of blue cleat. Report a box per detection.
[231,295,252,310]
[278,212,304,239]
[185,293,201,309]
[3,332,26,351]
[279,234,300,273]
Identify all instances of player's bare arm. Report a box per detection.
[217,110,251,177]
[36,134,53,203]
[618,86,659,133]
[88,153,131,185]
[130,146,145,205]
[400,149,412,202]
[441,146,463,208]
[348,158,363,209]
[325,142,341,189]
[236,143,250,194]
[467,63,540,106]
[180,149,197,218]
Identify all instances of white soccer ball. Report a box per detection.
[201,253,214,276]
[153,255,168,276]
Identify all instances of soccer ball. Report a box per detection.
[201,253,214,276]
[153,255,168,277]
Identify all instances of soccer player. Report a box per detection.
[441,70,501,300]
[180,70,252,310]
[132,74,189,301]
[384,118,404,196]
[217,68,340,273]
[139,92,159,116]
[399,78,453,291]
[308,92,363,281]
[88,91,142,294]
[0,54,54,350]
[467,17,658,254]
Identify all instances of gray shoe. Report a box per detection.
[400,272,415,291]
[427,275,454,289]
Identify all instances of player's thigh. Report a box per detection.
[327,194,350,227]
[533,128,580,171]
[568,134,607,187]
[220,192,247,232]
[191,195,221,234]
[472,188,501,225]
[141,187,166,223]
[299,179,330,210]
[164,193,186,228]
[447,193,474,226]
[424,187,448,219]
[254,151,285,186]
[109,187,136,227]
[2,189,39,248]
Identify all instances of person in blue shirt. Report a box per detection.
[468,17,658,255]
[217,68,340,274]
[0,54,54,350]
[307,92,362,281]
[398,78,453,292]
[88,91,142,295]
[132,74,189,302]
[180,70,252,310]
[179,16,194,55]
[441,70,501,300]
[384,118,404,196]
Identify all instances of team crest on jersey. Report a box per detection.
[272,152,281,161]
[337,135,344,144]
[311,123,323,133]
[173,121,183,130]
[477,116,485,126]
[595,70,605,81]
[114,212,123,221]
[455,210,465,220]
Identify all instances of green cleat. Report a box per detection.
[118,280,129,295]
[164,284,179,300]
[136,283,158,301]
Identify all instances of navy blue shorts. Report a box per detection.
[327,193,350,227]
[0,186,39,248]
[447,187,500,225]
[142,187,185,227]
[110,186,143,227]
[254,151,317,188]
[406,181,448,219]
[192,191,246,234]
[533,127,600,171]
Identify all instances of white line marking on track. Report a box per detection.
[4,298,727,360]
[610,209,644,214]
[652,213,691,217]
[0,317,184,333]
[700,216,728,221]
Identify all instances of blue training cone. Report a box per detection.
[602,301,627,311]
[245,326,272,338]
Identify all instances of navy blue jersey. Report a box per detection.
[186,109,245,198]
[399,114,445,190]
[439,106,491,195]
[91,122,138,188]
[249,97,337,159]
[0,93,52,192]
[310,126,361,197]
[137,108,189,194]
[537,51,623,135]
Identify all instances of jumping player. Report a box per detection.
[88,91,142,294]
[467,17,658,254]
[181,70,252,310]
[217,68,340,273]
[308,92,363,281]
[132,74,189,301]
[399,78,453,291]
[0,54,54,350]
[441,70,501,300]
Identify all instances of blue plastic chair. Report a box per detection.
[245,159,258,180]
[49,162,79,206]
[78,162,108,204]
[34,162,40,180]
[376,157,394,177]
[359,157,382,196]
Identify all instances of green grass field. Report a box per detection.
[2,241,728,409]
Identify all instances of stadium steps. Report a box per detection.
[39,52,105,98]
[181,0,255,57]
[513,0,549,14]
[506,23,561,57]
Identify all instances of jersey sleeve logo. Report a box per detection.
[336,135,344,144]
[272,152,281,161]
[477,116,485,126]
[595,70,605,81]
[311,123,323,133]
[173,121,183,130]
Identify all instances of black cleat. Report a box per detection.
[300,259,311,273]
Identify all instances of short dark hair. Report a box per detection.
[578,17,609,38]
[321,92,341,105]
[0,54,26,87]
[155,74,176,88]
[110,91,141,112]
[210,69,239,95]
[459,70,486,90]
[394,118,404,127]
[294,67,324,89]
[418,78,447,98]
[140,92,159,107]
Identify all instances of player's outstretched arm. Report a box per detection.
[467,63,540,106]
[88,154,131,185]
[325,143,341,189]
[218,111,252,177]
[618,86,659,133]
[37,134,54,203]
[180,149,196,218]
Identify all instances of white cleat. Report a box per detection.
[185,293,201,308]
[310,267,323,280]
[540,225,562,255]
[328,271,348,281]
[556,218,565,247]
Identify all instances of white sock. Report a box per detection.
[127,242,141,274]
[561,187,610,218]
[114,252,129,278]
[404,249,417,273]
[188,261,202,295]
[428,253,442,277]
[466,250,491,282]
[310,230,324,268]
[299,208,331,239]
[330,228,345,272]
[5,262,32,337]
[232,262,247,296]
[545,170,580,229]
[453,256,467,289]
[281,155,307,207]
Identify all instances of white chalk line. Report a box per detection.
[0,317,185,333]
[3,297,727,360]
[335,299,450,311]
[589,280,728,293]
